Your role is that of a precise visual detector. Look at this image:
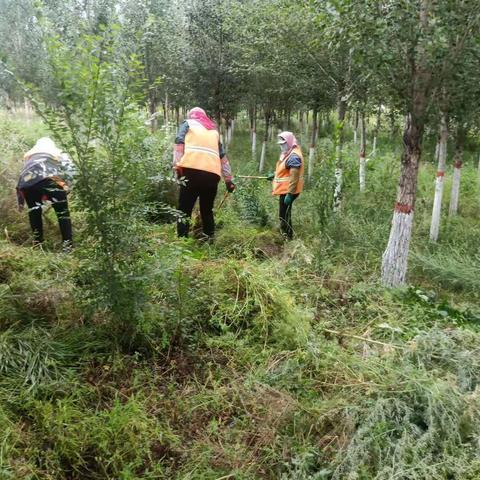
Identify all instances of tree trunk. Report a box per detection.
[164,92,169,127]
[333,98,347,212]
[353,109,359,144]
[308,109,318,181]
[429,113,448,242]
[148,95,157,133]
[225,118,232,147]
[449,127,465,216]
[434,137,440,163]
[175,106,180,127]
[381,114,423,286]
[259,112,270,173]
[381,0,431,287]
[372,104,381,155]
[359,111,367,192]
[251,106,257,158]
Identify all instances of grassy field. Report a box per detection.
[0,110,479,479]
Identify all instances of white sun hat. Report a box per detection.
[24,137,62,160]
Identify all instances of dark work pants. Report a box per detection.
[22,179,72,243]
[279,194,299,240]
[177,168,220,237]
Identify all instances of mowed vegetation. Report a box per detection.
[1,109,480,479]
[1,0,480,479]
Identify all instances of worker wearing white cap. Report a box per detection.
[17,137,73,250]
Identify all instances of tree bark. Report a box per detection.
[251,106,257,158]
[449,127,465,216]
[164,92,169,127]
[381,0,432,287]
[372,104,381,155]
[333,98,347,212]
[434,137,440,163]
[359,111,367,192]
[148,94,157,132]
[429,113,448,242]
[381,114,423,286]
[175,106,180,127]
[259,112,270,173]
[353,109,359,144]
[308,108,318,181]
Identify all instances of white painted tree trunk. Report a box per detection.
[359,112,367,192]
[308,147,315,181]
[359,157,366,192]
[372,104,381,156]
[308,109,318,181]
[381,210,415,287]
[226,124,232,145]
[449,164,461,216]
[252,130,256,157]
[381,115,423,287]
[449,130,465,216]
[259,140,267,173]
[164,92,169,127]
[353,110,358,144]
[434,140,440,162]
[333,100,347,212]
[429,114,448,242]
[333,165,343,212]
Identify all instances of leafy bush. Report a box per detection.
[17,26,172,345]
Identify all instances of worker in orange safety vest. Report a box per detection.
[269,131,304,240]
[173,107,235,239]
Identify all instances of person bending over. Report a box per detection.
[17,137,73,251]
[173,107,235,239]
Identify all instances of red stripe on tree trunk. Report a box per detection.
[436,171,445,177]
[394,202,413,214]
[454,161,463,168]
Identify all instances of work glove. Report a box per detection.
[267,172,274,181]
[225,180,236,193]
[284,193,295,206]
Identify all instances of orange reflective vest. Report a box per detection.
[177,120,221,176]
[272,147,305,195]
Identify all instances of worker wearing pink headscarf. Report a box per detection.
[173,107,235,239]
[270,131,304,240]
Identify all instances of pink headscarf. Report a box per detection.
[278,131,298,156]
[187,107,217,130]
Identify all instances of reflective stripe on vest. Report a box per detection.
[178,120,221,176]
[272,147,305,195]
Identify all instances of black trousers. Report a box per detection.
[177,168,220,237]
[279,193,299,240]
[22,179,72,243]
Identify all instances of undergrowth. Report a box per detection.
[0,114,479,478]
